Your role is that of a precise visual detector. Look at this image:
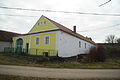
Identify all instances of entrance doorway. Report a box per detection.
[16,38,23,53]
[26,43,29,53]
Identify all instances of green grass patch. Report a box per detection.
[0,74,119,80]
[0,53,120,69]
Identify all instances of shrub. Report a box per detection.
[105,45,120,58]
[96,45,106,62]
[87,47,97,62]
[87,45,106,62]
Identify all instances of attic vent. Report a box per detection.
[38,21,46,26]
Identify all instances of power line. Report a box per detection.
[99,0,111,7]
[0,14,119,32]
[78,24,120,32]
[0,6,120,16]
[0,14,37,17]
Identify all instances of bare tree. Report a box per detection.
[105,35,116,43]
[116,38,120,44]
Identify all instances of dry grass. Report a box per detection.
[0,53,120,69]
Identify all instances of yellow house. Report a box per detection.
[13,15,96,57]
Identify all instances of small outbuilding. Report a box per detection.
[0,30,21,52]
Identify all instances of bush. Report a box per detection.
[106,46,120,58]
[96,45,106,62]
[87,45,106,62]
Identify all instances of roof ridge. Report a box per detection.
[43,16,95,45]
[45,16,73,31]
[0,30,22,42]
[0,30,21,35]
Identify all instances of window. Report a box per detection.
[35,37,40,45]
[79,41,81,48]
[40,22,43,25]
[85,43,86,48]
[38,22,43,26]
[44,21,46,24]
[45,36,50,45]
[88,45,90,48]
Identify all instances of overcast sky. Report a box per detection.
[0,0,120,43]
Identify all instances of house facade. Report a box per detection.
[12,15,96,57]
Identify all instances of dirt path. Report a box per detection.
[0,65,120,79]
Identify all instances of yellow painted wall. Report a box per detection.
[12,16,58,56]
[29,33,57,56]
[12,32,57,56]
[12,36,30,49]
[29,16,57,33]
[23,36,30,48]
[30,33,56,49]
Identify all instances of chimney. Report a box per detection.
[73,26,76,33]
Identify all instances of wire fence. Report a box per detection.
[4,47,58,57]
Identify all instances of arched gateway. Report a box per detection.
[15,38,23,53]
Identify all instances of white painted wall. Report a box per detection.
[12,30,95,57]
[0,41,12,52]
[56,31,95,57]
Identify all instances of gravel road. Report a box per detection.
[0,65,120,79]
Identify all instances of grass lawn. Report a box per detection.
[0,74,120,80]
[0,53,120,69]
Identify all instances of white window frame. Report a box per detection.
[35,37,40,45]
[44,36,50,45]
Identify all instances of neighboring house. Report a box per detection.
[13,15,96,57]
[0,30,21,52]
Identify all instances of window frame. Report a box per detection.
[35,37,40,45]
[44,36,50,45]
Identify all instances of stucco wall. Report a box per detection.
[0,41,12,52]
[56,31,95,57]
[12,30,95,57]
[13,31,58,56]
[29,16,58,33]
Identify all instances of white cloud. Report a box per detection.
[0,0,120,43]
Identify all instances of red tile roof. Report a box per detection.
[19,16,96,45]
[44,16,96,45]
[0,30,22,42]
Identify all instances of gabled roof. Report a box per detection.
[44,16,96,45]
[0,30,22,42]
[23,15,95,45]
